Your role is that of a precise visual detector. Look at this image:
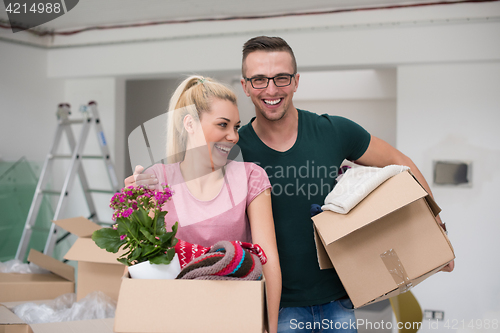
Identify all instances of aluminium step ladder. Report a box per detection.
[15,101,120,261]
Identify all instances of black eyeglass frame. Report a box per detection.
[244,73,296,89]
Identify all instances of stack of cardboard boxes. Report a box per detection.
[0,217,123,332]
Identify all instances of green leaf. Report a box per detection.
[133,208,153,229]
[147,249,164,261]
[117,219,130,235]
[159,230,177,247]
[157,211,167,220]
[149,253,171,265]
[118,219,140,240]
[140,227,156,244]
[117,257,129,266]
[130,246,142,261]
[155,221,166,235]
[92,228,125,253]
[142,244,157,256]
[171,221,178,234]
[165,247,175,261]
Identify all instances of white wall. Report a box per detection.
[398,62,500,332]
[125,78,180,176]
[0,41,64,162]
[294,69,397,146]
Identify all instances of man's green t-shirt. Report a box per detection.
[237,109,371,307]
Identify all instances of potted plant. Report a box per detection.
[92,184,180,279]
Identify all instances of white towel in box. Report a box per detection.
[322,164,409,214]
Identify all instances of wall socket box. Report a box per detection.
[424,310,445,320]
[433,160,472,187]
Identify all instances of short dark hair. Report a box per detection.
[242,36,297,77]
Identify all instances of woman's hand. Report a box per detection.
[124,165,159,188]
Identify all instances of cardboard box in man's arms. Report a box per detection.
[312,170,455,308]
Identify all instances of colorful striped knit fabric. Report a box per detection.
[175,240,266,280]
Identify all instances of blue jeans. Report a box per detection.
[278,298,357,333]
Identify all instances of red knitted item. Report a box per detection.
[235,241,267,265]
[175,239,210,269]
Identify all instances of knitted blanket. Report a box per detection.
[175,240,266,280]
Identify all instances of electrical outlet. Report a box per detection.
[424,310,445,320]
[424,310,434,320]
[434,311,445,320]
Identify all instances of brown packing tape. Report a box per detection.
[380,249,412,293]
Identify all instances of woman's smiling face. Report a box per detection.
[188,98,240,168]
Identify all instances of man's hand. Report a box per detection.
[124,165,159,188]
[437,222,454,272]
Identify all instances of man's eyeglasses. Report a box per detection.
[244,74,296,89]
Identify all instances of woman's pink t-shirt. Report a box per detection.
[144,161,271,247]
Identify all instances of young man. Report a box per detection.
[236,36,453,333]
[126,36,453,333]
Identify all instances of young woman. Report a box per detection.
[125,76,281,333]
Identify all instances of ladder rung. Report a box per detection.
[42,190,64,195]
[87,189,117,194]
[31,226,51,232]
[62,119,86,125]
[82,155,104,159]
[94,220,114,226]
[22,225,51,232]
[52,154,104,159]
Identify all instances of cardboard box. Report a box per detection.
[114,270,268,333]
[0,304,32,333]
[0,249,74,303]
[0,302,114,333]
[312,171,455,308]
[52,217,125,301]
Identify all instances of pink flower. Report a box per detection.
[120,234,127,241]
[112,224,118,230]
[122,208,134,218]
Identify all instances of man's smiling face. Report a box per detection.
[241,50,299,122]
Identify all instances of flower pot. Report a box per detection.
[128,254,182,279]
